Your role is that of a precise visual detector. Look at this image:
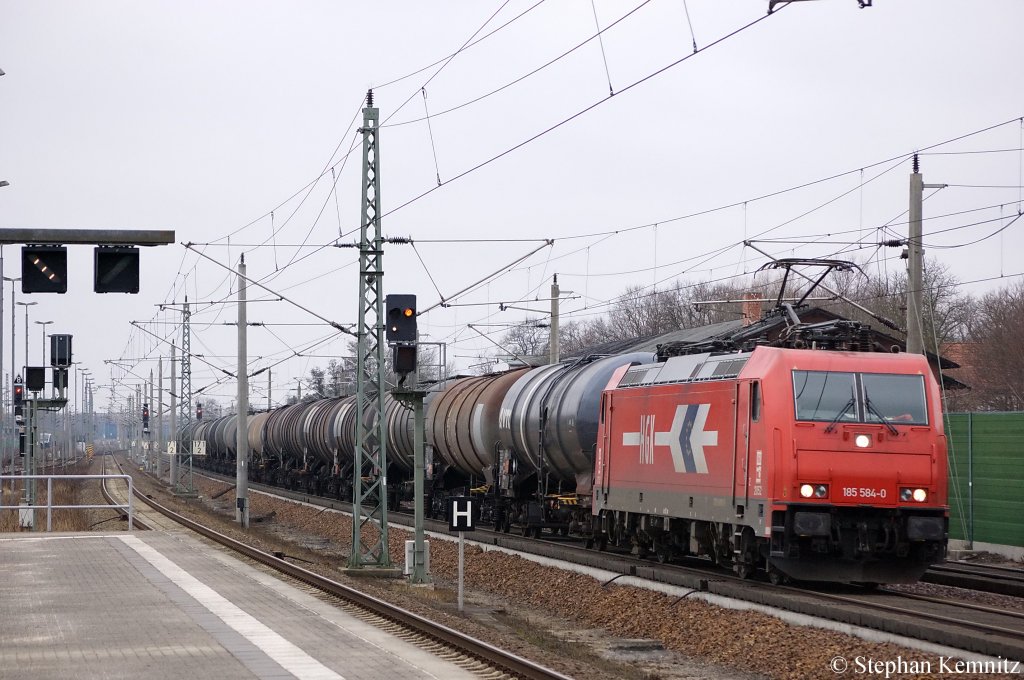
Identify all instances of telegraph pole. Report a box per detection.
[549,274,560,365]
[349,89,392,571]
[906,154,947,355]
[235,254,249,527]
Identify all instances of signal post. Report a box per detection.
[13,334,72,528]
[387,294,430,584]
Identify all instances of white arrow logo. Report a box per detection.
[622,403,717,473]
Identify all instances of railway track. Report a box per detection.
[924,560,1024,598]
[103,454,572,680]
[189,466,1024,660]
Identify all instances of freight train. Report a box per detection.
[183,313,948,585]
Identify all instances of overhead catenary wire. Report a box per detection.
[377,7,787,223]
[184,243,357,337]
[382,1,513,126]
[166,111,1024,365]
[418,240,555,315]
[373,0,548,90]
[121,80,1024,383]
[386,3,656,133]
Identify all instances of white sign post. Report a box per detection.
[448,497,475,612]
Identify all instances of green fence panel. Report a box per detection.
[945,412,1024,549]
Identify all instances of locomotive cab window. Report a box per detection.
[750,381,761,422]
[792,370,928,426]
[793,371,857,422]
[861,373,928,425]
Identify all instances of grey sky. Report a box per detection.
[1,0,1022,412]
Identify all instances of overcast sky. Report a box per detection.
[2,0,1022,415]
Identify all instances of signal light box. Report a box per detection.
[21,245,68,294]
[51,334,73,366]
[25,367,45,393]
[393,345,417,376]
[94,246,140,294]
[385,294,417,343]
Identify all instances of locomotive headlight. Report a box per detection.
[800,484,815,498]
[900,487,928,502]
[814,484,829,498]
[854,434,872,448]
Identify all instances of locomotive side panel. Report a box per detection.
[596,381,738,524]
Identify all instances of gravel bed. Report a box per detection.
[118,465,1016,680]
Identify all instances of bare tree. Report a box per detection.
[822,257,969,353]
[958,281,1024,410]
[500,317,550,360]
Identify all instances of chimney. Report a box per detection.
[741,292,762,327]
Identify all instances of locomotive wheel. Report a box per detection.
[734,562,754,579]
[767,564,787,586]
[655,545,672,564]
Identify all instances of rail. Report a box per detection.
[0,474,134,531]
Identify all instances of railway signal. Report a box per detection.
[385,294,417,343]
[94,246,140,294]
[386,294,418,378]
[21,245,68,294]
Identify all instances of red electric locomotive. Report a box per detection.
[593,343,948,584]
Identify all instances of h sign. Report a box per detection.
[448,497,475,532]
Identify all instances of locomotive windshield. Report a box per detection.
[793,371,928,426]
[793,371,857,422]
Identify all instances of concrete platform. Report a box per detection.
[0,531,478,680]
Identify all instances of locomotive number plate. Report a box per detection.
[842,486,887,500]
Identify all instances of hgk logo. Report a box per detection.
[622,404,718,474]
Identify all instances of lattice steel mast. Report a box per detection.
[349,90,390,569]
[177,296,193,490]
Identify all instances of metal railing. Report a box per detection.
[0,474,133,531]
